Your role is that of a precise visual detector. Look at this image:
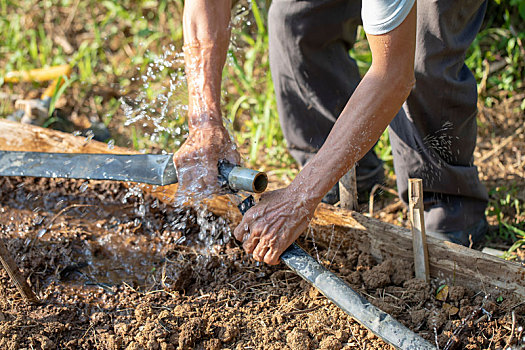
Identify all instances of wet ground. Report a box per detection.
[0,176,524,349]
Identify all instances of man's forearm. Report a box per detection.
[183,0,232,131]
[296,69,415,205]
[175,0,239,195]
[293,6,417,207]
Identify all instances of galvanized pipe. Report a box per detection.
[0,151,268,194]
[218,160,268,193]
[237,196,435,350]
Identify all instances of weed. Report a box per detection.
[486,185,525,257]
[467,0,525,107]
[503,226,525,260]
[48,75,76,117]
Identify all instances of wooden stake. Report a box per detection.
[408,178,430,283]
[339,166,358,210]
[0,238,39,303]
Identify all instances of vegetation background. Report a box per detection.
[0,0,523,258]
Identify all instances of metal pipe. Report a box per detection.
[237,196,435,350]
[0,151,268,194]
[282,244,435,349]
[218,160,268,193]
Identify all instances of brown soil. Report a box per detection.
[1,177,524,350]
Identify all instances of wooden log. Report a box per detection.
[0,119,242,221]
[311,205,525,298]
[1,119,524,298]
[408,178,430,283]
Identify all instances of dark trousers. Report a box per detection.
[268,0,489,232]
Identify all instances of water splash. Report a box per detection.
[121,45,188,148]
[418,122,460,187]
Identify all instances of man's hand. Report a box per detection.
[233,186,317,265]
[173,124,240,202]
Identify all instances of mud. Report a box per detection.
[0,176,524,349]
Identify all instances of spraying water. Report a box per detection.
[118,6,254,209]
[418,121,460,187]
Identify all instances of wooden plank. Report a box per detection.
[1,119,523,298]
[408,178,430,283]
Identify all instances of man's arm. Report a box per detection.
[234,5,417,265]
[173,0,240,201]
[183,0,230,128]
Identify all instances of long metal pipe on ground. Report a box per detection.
[238,196,435,350]
[0,151,268,194]
[282,244,435,349]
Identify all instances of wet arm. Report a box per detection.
[183,0,232,130]
[173,0,239,201]
[234,6,418,265]
[294,5,417,208]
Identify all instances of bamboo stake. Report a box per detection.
[0,238,39,303]
[339,166,358,210]
[408,178,430,283]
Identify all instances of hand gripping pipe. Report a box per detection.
[238,196,435,350]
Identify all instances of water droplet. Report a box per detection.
[80,183,89,192]
[85,130,95,142]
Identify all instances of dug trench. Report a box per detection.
[0,176,523,350]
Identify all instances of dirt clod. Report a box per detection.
[319,335,342,350]
[448,286,466,301]
[286,328,311,350]
[362,259,394,289]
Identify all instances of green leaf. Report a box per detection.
[48,75,77,117]
[138,28,155,38]
[519,3,525,20]
[436,285,449,301]
[502,221,525,238]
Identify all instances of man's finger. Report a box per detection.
[264,249,281,266]
[243,236,259,254]
[242,222,265,253]
[252,236,270,261]
[233,219,250,241]
[253,248,268,262]
[233,225,244,242]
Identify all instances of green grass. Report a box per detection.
[486,185,525,259]
[0,0,187,148]
[467,0,525,107]
[224,1,294,171]
[470,0,525,253]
